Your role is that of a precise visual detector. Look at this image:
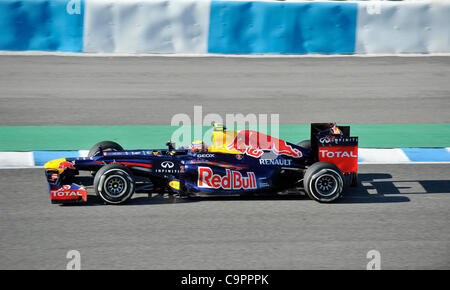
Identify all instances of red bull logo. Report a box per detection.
[226,130,302,158]
[331,127,342,135]
[198,167,257,190]
[57,161,75,170]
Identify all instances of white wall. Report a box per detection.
[356,0,450,54]
[82,0,450,54]
[83,0,211,53]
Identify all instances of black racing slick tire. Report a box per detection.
[88,141,123,158]
[303,162,344,203]
[94,164,135,205]
[297,140,311,150]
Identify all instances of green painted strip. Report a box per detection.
[0,124,449,151]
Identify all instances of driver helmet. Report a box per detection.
[187,140,207,152]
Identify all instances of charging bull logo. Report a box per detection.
[226,130,302,158]
[198,167,257,190]
[58,161,75,170]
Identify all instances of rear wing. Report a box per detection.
[310,123,358,174]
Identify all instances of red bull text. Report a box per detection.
[198,167,257,190]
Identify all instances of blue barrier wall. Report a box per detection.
[208,1,357,54]
[0,0,84,52]
[0,0,448,54]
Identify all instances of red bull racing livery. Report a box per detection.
[44,123,358,204]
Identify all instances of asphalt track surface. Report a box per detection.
[0,165,449,270]
[0,55,449,125]
[0,55,449,269]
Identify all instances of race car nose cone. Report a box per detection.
[44,158,67,171]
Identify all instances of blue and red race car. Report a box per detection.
[44,123,358,204]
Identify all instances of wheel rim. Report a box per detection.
[104,175,127,198]
[314,174,338,197]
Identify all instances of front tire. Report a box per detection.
[303,162,344,203]
[88,141,123,158]
[88,141,124,176]
[94,164,135,205]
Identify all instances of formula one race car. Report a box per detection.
[44,123,358,204]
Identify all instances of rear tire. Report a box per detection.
[88,141,123,157]
[303,162,344,203]
[94,164,135,205]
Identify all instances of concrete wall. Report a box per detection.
[0,0,449,54]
